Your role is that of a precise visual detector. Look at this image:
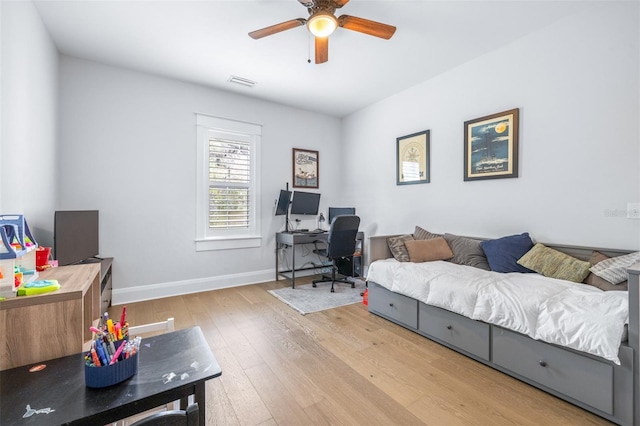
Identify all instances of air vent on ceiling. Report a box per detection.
[228,75,257,88]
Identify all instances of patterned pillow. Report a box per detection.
[405,237,454,263]
[584,251,628,291]
[443,233,490,271]
[413,226,441,240]
[517,243,591,283]
[589,251,640,285]
[387,234,414,262]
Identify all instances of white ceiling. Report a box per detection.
[33,0,594,118]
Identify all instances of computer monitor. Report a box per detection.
[275,189,292,216]
[290,191,321,215]
[328,207,356,224]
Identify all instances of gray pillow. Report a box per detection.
[443,233,491,271]
[413,226,441,240]
[387,234,414,262]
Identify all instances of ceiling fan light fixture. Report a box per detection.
[307,12,337,37]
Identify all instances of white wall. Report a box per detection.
[1,1,59,244]
[58,57,342,303]
[342,2,640,253]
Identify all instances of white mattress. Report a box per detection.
[367,259,629,364]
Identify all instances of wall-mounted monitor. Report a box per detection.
[54,210,100,266]
[328,207,356,224]
[275,189,292,216]
[290,191,321,215]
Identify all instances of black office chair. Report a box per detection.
[312,215,361,293]
[129,403,199,426]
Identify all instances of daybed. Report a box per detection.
[366,229,639,425]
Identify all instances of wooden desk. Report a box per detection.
[0,263,102,370]
[276,231,363,288]
[0,327,222,425]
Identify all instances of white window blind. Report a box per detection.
[209,138,251,230]
[196,114,262,251]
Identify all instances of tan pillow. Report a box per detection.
[584,251,628,291]
[517,243,591,283]
[405,237,454,263]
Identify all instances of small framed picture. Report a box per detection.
[464,108,519,181]
[396,130,430,185]
[292,148,319,188]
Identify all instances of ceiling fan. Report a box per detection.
[248,0,396,64]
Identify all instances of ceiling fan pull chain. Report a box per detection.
[308,32,312,63]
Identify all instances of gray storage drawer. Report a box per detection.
[368,282,418,329]
[493,327,614,414]
[418,303,490,361]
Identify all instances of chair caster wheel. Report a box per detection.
[312,283,316,288]
[351,283,355,288]
[331,288,335,293]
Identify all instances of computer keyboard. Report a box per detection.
[289,229,326,234]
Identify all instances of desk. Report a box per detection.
[276,231,364,288]
[0,263,103,371]
[0,327,222,425]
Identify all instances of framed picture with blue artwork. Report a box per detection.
[464,108,519,181]
[292,148,319,188]
[396,130,430,185]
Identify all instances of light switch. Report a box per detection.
[627,203,640,219]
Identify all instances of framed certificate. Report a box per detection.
[396,130,430,185]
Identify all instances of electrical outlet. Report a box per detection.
[627,203,640,219]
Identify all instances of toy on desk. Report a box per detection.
[0,215,38,259]
[16,279,60,296]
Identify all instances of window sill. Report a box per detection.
[195,236,262,251]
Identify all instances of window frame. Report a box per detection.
[195,114,262,251]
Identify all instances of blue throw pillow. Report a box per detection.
[480,233,535,273]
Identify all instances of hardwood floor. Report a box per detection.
[108,277,613,425]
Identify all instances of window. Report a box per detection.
[196,114,261,251]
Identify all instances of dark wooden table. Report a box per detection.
[0,327,222,425]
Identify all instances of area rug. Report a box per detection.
[268,279,366,315]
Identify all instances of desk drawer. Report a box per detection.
[492,327,614,414]
[368,282,418,329]
[418,303,490,361]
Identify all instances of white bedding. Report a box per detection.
[367,259,629,364]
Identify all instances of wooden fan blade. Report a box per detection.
[338,15,396,39]
[333,0,350,7]
[298,0,315,7]
[248,18,306,39]
[315,36,328,64]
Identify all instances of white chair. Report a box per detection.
[119,317,179,426]
[127,317,175,336]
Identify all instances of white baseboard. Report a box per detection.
[111,268,275,305]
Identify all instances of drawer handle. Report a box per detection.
[446,325,452,330]
[539,360,547,367]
